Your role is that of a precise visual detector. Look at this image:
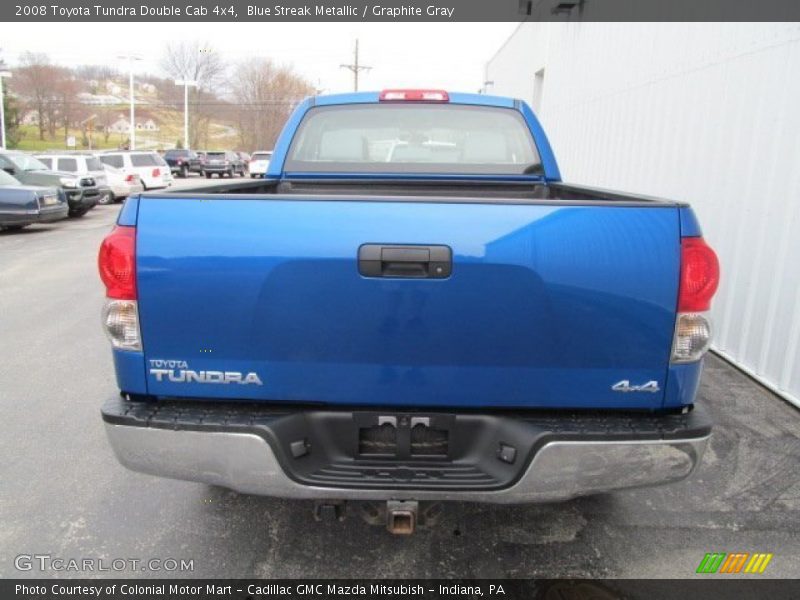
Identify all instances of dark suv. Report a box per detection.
[164,149,204,178]
[203,151,245,178]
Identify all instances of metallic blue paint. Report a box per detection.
[679,206,703,237]
[134,196,682,409]
[663,360,704,407]
[266,97,315,179]
[517,101,561,181]
[117,195,139,226]
[266,91,561,182]
[112,348,148,395]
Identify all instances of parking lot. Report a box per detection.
[1,190,799,579]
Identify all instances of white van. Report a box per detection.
[98,151,173,190]
[248,151,273,178]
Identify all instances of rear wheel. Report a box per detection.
[69,208,88,218]
[98,190,114,205]
[206,172,212,178]
[180,165,189,178]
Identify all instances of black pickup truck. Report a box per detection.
[163,149,204,178]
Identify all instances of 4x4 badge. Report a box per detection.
[612,380,660,393]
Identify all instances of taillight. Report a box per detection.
[102,300,141,351]
[152,168,160,177]
[125,174,135,183]
[678,237,720,312]
[379,89,449,102]
[671,237,720,363]
[98,226,141,351]
[98,225,136,300]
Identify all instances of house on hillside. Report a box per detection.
[21,110,39,126]
[108,112,161,133]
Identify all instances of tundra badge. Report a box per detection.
[148,359,263,385]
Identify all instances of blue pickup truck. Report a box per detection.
[99,90,720,533]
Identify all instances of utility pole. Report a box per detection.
[0,71,11,151]
[174,79,197,149]
[118,54,142,149]
[339,39,371,92]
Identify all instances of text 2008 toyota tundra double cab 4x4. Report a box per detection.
[99,90,719,533]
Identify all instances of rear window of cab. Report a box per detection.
[285,104,542,175]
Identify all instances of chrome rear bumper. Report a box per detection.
[103,416,709,503]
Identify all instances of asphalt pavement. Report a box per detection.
[1,177,798,579]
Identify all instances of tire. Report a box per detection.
[98,191,114,205]
[206,172,212,178]
[180,165,188,178]
[69,208,88,218]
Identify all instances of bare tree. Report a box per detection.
[228,59,314,151]
[74,64,119,82]
[12,52,61,140]
[96,105,116,144]
[1,49,22,148]
[160,41,225,148]
[54,68,82,142]
[160,41,224,89]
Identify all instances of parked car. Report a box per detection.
[98,151,173,191]
[99,89,720,534]
[101,164,144,204]
[164,149,204,178]
[0,151,99,217]
[0,169,67,231]
[248,151,272,178]
[35,152,114,206]
[202,150,245,178]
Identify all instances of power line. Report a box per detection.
[339,39,371,92]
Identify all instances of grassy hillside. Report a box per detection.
[15,114,240,152]
[13,79,240,152]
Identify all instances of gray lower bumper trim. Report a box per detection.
[104,423,709,503]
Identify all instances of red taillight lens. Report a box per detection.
[379,89,449,102]
[98,225,136,300]
[125,174,135,183]
[152,168,160,177]
[678,237,720,312]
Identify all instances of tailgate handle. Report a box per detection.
[358,244,452,279]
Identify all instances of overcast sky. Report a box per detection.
[0,23,518,93]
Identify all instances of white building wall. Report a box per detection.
[487,23,800,407]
